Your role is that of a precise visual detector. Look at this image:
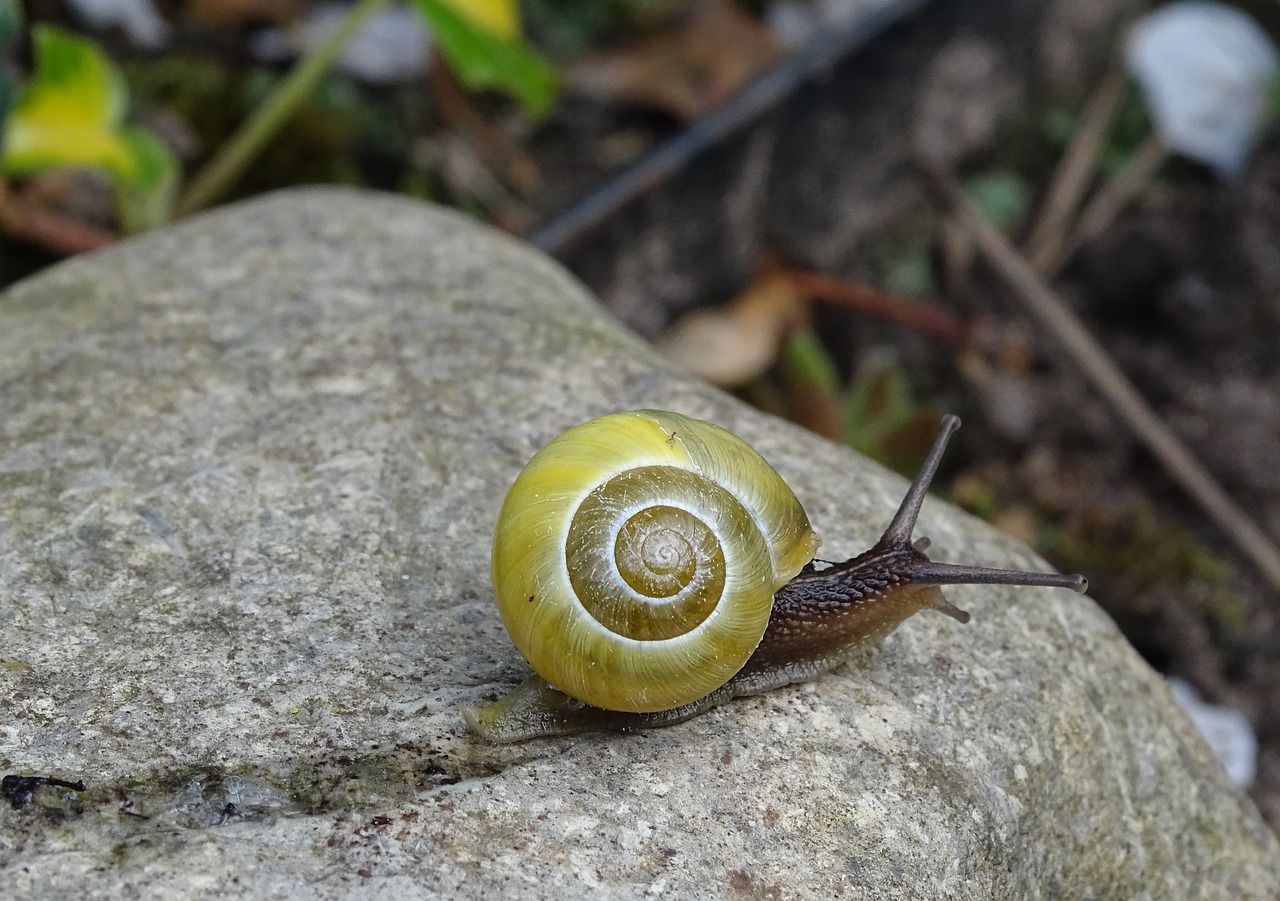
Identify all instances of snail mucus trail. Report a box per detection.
[465,412,1087,742]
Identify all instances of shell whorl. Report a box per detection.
[491,410,821,713]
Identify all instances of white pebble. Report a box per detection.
[249,3,432,85]
[1168,677,1257,788]
[64,0,171,49]
[1127,1,1280,179]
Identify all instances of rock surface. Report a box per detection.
[0,188,1277,899]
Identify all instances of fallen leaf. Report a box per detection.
[657,270,805,386]
[565,0,781,121]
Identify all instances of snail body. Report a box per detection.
[466,411,1086,742]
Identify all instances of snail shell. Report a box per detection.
[492,410,820,713]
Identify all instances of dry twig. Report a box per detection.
[1023,62,1128,273]
[428,60,540,197]
[932,170,1280,594]
[781,269,970,346]
[0,181,116,256]
[1053,134,1169,271]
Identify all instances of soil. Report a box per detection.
[1051,149,1280,825]
[551,0,1280,829]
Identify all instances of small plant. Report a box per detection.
[410,0,557,117]
[0,16,178,232]
[0,0,560,234]
[178,0,559,215]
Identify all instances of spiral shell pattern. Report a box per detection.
[491,410,820,713]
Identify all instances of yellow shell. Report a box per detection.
[491,410,821,713]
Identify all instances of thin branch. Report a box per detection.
[1052,134,1169,271]
[0,181,116,255]
[9,207,116,255]
[428,59,540,196]
[781,269,970,346]
[176,0,394,217]
[930,169,1280,595]
[1024,62,1127,273]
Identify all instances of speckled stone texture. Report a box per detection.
[1,188,1276,899]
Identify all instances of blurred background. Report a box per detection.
[8,0,1280,826]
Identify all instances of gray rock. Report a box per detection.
[0,188,1276,898]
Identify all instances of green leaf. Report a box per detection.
[408,0,559,117]
[883,242,934,298]
[2,25,178,230]
[845,358,913,452]
[964,170,1031,234]
[779,329,839,394]
[844,354,940,477]
[777,329,844,441]
[114,127,179,232]
[443,0,520,41]
[0,0,21,55]
[3,25,132,177]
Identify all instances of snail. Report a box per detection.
[464,410,1086,742]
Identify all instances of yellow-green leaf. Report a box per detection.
[2,25,135,178]
[778,329,844,441]
[2,24,178,231]
[844,355,940,476]
[408,0,558,118]
[114,126,179,232]
[442,0,520,41]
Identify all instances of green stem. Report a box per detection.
[175,0,394,217]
